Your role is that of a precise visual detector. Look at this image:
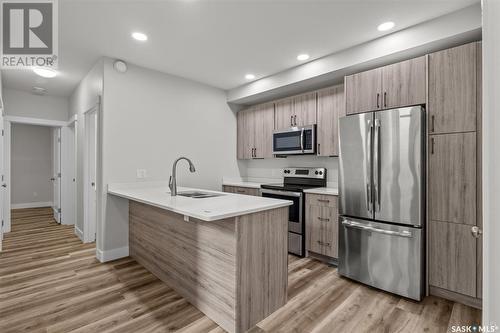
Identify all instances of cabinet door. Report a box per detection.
[382,56,426,109]
[429,220,477,297]
[429,132,476,225]
[429,43,477,134]
[344,67,382,115]
[274,98,294,130]
[293,92,316,126]
[317,85,345,156]
[306,203,338,258]
[236,109,255,159]
[253,103,274,158]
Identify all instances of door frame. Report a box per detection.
[2,116,70,233]
[83,106,99,243]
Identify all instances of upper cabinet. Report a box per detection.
[237,103,274,160]
[317,85,345,156]
[428,43,477,134]
[344,56,426,115]
[345,67,382,115]
[275,92,317,129]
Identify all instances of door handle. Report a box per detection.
[294,115,297,126]
[431,115,435,133]
[1,183,6,188]
[342,220,412,238]
[317,143,320,155]
[373,119,381,212]
[431,137,435,155]
[317,240,331,247]
[471,226,482,238]
[376,93,380,109]
[317,217,330,222]
[91,182,95,187]
[366,119,373,213]
[383,92,387,108]
[254,147,257,158]
[290,115,293,126]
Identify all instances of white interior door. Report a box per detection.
[0,112,4,250]
[52,128,61,223]
[84,110,97,242]
[61,123,77,225]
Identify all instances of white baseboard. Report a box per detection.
[74,226,84,241]
[11,202,53,209]
[96,246,129,263]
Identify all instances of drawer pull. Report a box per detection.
[317,199,330,203]
[317,241,331,247]
[236,190,246,193]
[317,217,330,222]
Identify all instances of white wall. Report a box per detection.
[69,59,103,239]
[10,124,53,206]
[481,0,500,326]
[99,57,241,253]
[3,88,69,121]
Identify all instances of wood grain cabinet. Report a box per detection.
[237,103,274,159]
[344,56,426,115]
[305,194,338,258]
[275,92,317,129]
[223,185,260,196]
[316,85,345,156]
[428,43,477,134]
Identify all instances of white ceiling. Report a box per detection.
[1,0,479,97]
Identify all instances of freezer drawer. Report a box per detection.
[338,216,423,300]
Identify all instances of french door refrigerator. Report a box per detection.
[338,106,425,301]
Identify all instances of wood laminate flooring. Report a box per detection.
[0,207,481,333]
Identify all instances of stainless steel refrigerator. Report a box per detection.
[338,106,425,301]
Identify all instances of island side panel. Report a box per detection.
[129,201,237,333]
[235,207,288,333]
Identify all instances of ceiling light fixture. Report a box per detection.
[132,32,148,41]
[245,74,255,80]
[297,54,310,61]
[33,67,57,78]
[377,21,395,32]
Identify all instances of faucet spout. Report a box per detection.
[169,157,196,196]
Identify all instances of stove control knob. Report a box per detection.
[315,171,319,175]
[319,171,323,175]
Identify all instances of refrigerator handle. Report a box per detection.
[373,118,381,212]
[366,119,373,213]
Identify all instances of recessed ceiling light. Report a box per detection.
[245,74,255,80]
[377,21,395,32]
[297,54,310,61]
[33,67,57,78]
[132,32,148,41]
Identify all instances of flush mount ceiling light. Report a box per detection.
[297,54,310,61]
[245,74,255,80]
[33,67,57,78]
[377,21,395,32]
[132,32,148,41]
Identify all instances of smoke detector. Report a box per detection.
[113,60,127,73]
[32,87,47,95]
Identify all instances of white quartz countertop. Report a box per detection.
[303,187,339,195]
[108,183,292,222]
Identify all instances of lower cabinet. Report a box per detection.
[222,185,260,196]
[305,193,338,258]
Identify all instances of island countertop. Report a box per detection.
[108,182,292,221]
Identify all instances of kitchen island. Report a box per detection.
[108,183,292,333]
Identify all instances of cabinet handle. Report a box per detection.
[431,115,435,133]
[254,147,257,158]
[471,226,482,238]
[236,189,246,193]
[317,143,321,155]
[294,115,297,126]
[317,199,330,203]
[384,92,387,108]
[376,93,380,108]
[317,241,331,247]
[290,115,293,126]
[431,138,435,155]
[318,217,330,222]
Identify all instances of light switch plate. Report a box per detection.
[136,169,147,179]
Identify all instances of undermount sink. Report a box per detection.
[177,191,225,199]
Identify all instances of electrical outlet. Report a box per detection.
[136,169,147,179]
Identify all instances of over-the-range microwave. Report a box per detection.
[272,124,316,155]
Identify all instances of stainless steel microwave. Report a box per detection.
[272,125,316,155]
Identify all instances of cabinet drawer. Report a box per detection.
[306,205,338,258]
[306,193,337,208]
[223,185,260,196]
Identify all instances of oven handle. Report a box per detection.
[261,188,303,197]
[342,220,412,238]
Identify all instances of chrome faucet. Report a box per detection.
[169,157,196,196]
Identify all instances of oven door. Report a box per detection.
[273,126,315,155]
[261,189,303,233]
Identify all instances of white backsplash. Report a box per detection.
[238,155,339,188]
